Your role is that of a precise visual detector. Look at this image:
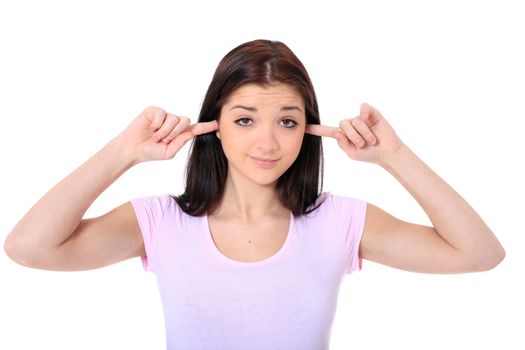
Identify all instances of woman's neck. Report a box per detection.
[212,174,287,221]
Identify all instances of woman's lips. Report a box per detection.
[250,156,279,168]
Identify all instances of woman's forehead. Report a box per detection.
[224,83,304,109]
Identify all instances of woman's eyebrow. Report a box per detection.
[229,105,303,113]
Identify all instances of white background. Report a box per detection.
[1,1,523,349]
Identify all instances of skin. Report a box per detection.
[5,83,505,273]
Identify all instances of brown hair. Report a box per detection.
[173,39,324,216]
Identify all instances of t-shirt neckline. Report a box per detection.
[203,212,295,267]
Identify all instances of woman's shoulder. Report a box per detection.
[130,193,179,216]
[315,191,366,207]
[303,191,367,219]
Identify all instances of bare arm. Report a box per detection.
[4,107,218,271]
[5,137,136,270]
[306,103,505,273]
[361,145,504,273]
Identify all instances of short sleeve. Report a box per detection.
[130,195,172,272]
[326,194,368,274]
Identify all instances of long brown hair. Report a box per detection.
[173,39,324,216]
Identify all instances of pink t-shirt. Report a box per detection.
[131,192,367,350]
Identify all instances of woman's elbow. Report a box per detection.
[4,233,40,269]
[473,244,506,272]
[5,234,22,265]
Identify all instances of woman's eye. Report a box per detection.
[234,117,297,128]
[234,117,252,126]
[281,119,298,128]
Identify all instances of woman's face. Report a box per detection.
[217,83,306,187]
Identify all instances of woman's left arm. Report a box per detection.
[306,103,505,273]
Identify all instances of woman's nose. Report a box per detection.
[255,125,279,152]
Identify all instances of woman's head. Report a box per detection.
[216,83,306,190]
[174,39,323,216]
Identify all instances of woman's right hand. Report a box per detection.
[117,106,218,164]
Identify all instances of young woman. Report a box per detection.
[5,39,505,349]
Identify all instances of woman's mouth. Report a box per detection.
[249,156,279,168]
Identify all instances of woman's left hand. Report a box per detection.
[306,103,404,166]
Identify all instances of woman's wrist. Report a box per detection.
[107,136,141,169]
[377,142,411,171]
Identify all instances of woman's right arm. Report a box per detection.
[4,107,218,271]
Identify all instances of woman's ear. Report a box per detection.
[216,131,221,140]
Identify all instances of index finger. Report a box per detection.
[189,120,219,136]
[305,124,341,139]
